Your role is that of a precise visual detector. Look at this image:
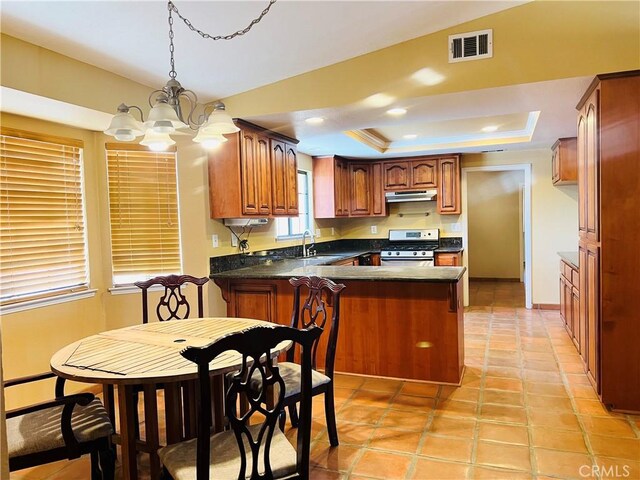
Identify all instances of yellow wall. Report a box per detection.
[467,170,524,279]
[462,150,578,305]
[224,1,640,116]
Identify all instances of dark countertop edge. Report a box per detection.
[434,247,464,253]
[558,251,579,270]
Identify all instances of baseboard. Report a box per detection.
[469,277,522,283]
[532,303,560,311]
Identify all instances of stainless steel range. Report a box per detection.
[380,228,439,267]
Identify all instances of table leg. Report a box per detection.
[142,384,161,479]
[103,384,116,428]
[117,385,138,480]
[164,382,183,444]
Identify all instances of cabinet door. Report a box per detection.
[564,277,574,335]
[228,282,277,322]
[371,162,386,216]
[349,163,371,216]
[559,276,567,326]
[577,112,587,235]
[240,131,260,215]
[334,159,349,217]
[435,253,461,266]
[270,140,287,215]
[285,144,299,214]
[437,156,461,214]
[551,145,560,184]
[256,135,272,215]
[383,162,410,190]
[585,90,600,242]
[411,159,438,188]
[580,243,600,390]
[572,287,580,352]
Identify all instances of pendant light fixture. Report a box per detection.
[104,0,277,151]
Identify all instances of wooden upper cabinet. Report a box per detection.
[312,156,349,218]
[577,113,587,235]
[371,162,386,216]
[411,159,438,188]
[584,89,600,243]
[208,120,299,219]
[437,156,461,214]
[349,163,372,216]
[270,140,298,216]
[383,162,410,190]
[551,137,577,185]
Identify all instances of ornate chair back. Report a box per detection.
[134,274,209,323]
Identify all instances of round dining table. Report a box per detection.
[50,317,288,480]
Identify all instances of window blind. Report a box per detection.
[105,145,181,285]
[0,131,88,305]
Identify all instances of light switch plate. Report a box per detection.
[211,234,219,248]
[315,228,321,238]
[371,225,378,234]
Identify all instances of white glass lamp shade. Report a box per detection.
[145,101,188,133]
[193,129,228,149]
[201,109,240,135]
[104,112,144,138]
[139,130,176,152]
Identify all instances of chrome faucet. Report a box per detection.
[301,229,315,257]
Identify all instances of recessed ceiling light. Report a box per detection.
[403,134,418,140]
[386,108,407,116]
[305,117,324,125]
[481,125,499,133]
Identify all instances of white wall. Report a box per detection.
[462,150,578,305]
[467,170,524,279]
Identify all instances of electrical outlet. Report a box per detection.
[331,227,335,236]
[371,225,378,234]
[211,234,219,248]
[451,223,462,232]
[230,232,238,247]
[315,229,321,238]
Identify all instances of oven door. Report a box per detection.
[380,258,434,267]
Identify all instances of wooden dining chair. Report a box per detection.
[5,372,114,479]
[158,324,322,480]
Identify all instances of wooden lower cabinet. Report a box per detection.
[560,259,582,356]
[331,257,359,266]
[214,277,465,384]
[435,252,462,266]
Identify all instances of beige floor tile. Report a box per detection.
[530,426,589,453]
[439,386,480,403]
[435,399,478,418]
[524,381,568,397]
[526,393,574,412]
[337,404,387,425]
[399,382,440,398]
[476,441,532,471]
[360,377,403,393]
[528,408,581,431]
[309,468,345,479]
[317,421,375,446]
[534,448,594,478]
[580,415,637,438]
[485,366,522,379]
[428,415,477,438]
[484,377,524,392]
[391,394,437,413]
[477,422,529,445]
[569,384,600,400]
[349,389,394,408]
[310,443,362,472]
[351,450,412,479]
[369,427,423,454]
[595,457,640,480]
[522,370,563,384]
[420,434,473,463]
[470,466,533,479]
[588,434,640,461]
[479,404,528,424]
[333,374,365,389]
[573,398,612,416]
[410,458,471,480]
[482,390,524,407]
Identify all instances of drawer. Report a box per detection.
[571,268,580,287]
[562,261,573,280]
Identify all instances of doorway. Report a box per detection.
[461,164,532,309]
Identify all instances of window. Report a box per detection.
[106,145,181,286]
[276,170,312,238]
[0,129,89,305]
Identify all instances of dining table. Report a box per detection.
[50,317,289,480]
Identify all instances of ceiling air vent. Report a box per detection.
[448,29,493,63]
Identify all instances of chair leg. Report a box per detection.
[90,451,101,480]
[99,446,116,480]
[324,388,339,447]
[287,403,299,428]
[279,407,287,431]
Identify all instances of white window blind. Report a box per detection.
[106,145,181,286]
[0,129,89,305]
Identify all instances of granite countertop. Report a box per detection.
[210,253,465,283]
[434,247,464,253]
[558,251,579,270]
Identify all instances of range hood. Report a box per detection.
[385,189,437,203]
[223,218,269,227]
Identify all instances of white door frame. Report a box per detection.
[461,164,533,309]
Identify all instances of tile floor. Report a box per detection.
[11,281,640,479]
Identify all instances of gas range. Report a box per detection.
[380,229,440,263]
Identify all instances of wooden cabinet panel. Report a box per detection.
[270,140,287,215]
[585,244,599,390]
[437,156,461,214]
[371,162,386,216]
[331,257,359,266]
[228,282,277,323]
[435,252,462,266]
[585,89,600,242]
[572,287,580,353]
[411,159,437,188]
[383,162,410,190]
[256,135,272,215]
[337,159,350,216]
[551,138,578,185]
[240,131,260,215]
[285,144,298,214]
[312,156,349,218]
[349,163,372,216]
[577,113,587,235]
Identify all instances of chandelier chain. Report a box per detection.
[168,0,277,42]
[168,3,176,79]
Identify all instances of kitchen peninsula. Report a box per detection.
[211,253,465,384]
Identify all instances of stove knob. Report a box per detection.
[387,252,392,256]
[422,251,426,256]
[413,251,417,256]
[395,251,400,256]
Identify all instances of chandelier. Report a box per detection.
[104,0,277,151]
